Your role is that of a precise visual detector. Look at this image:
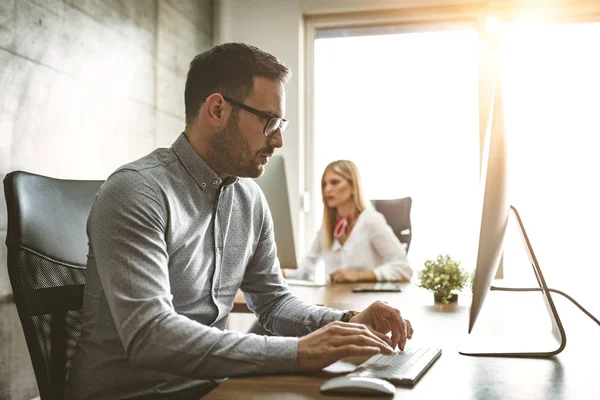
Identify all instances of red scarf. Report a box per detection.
[334,215,354,239]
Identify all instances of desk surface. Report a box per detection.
[209,283,600,400]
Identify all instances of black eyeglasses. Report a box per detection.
[203,94,288,137]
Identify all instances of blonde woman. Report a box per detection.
[284,160,412,283]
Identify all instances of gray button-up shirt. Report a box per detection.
[67,133,343,399]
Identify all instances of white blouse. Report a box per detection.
[286,207,413,282]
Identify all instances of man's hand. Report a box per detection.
[351,301,414,351]
[296,321,394,372]
[329,268,359,283]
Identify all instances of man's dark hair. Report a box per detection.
[184,43,291,124]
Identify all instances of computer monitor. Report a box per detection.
[253,155,298,270]
[460,78,567,357]
[467,78,510,335]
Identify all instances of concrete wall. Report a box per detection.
[0,1,213,398]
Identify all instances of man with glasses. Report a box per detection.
[67,43,413,400]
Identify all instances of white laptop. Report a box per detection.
[285,278,327,287]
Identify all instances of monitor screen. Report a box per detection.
[467,79,510,334]
[459,77,566,357]
[462,77,567,357]
[253,155,299,270]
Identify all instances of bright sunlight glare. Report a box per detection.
[313,21,600,316]
[313,29,481,274]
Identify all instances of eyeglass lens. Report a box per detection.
[266,118,281,136]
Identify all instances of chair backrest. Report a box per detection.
[3,171,103,400]
[370,197,413,253]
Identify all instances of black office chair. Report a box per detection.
[370,197,413,253]
[4,171,103,400]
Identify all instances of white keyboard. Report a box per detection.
[347,346,442,386]
[285,278,327,287]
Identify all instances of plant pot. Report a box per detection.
[433,292,458,304]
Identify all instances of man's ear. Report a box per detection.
[204,93,230,130]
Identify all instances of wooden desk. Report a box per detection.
[210,283,600,399]
[232,282,407,314]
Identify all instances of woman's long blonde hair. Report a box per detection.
[321,160,367,250]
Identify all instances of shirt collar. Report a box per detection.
[171,132,239,191]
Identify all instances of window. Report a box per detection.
[500,22,600,313]
[312,28,481,272]
[310,19,600,315]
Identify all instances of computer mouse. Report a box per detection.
[320,376,395,396]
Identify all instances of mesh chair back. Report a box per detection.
[4,171,103,400]
[371,197,413,253]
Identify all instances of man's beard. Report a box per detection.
[209,113,272,178]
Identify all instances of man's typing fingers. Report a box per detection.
[386,308,407,350]
[406,319,414,339]
[330,323,393,352]
[333,345,381,359]
[334,334,393,354]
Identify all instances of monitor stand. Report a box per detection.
[459,205,567,358]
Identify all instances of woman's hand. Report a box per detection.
[329,268,359,283]
[329,268,376,283]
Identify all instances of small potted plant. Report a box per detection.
[418,254,470,304]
